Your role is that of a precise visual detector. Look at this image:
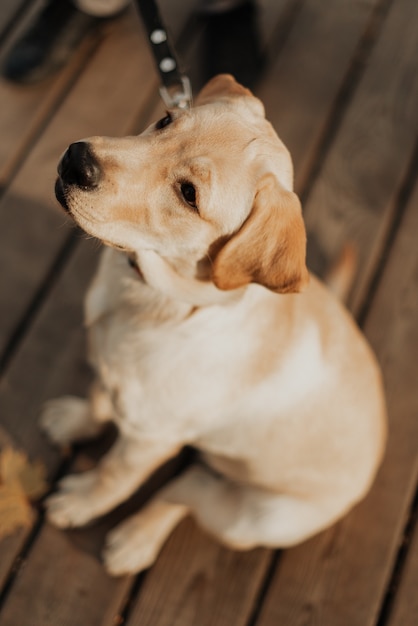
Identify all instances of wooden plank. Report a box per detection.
[0,238,97,463]
[0,525,130,626]
[0,40,99,187]
[258,0,297,47]
[255,160,418,626]
[302,0,418,309]
[387,504,418,626]
[0,241,99,606]
[256,0,383,193]
[0,3,162,357]
[0,528,29,591]
[127,518,270,626]
[0,13,148,355]
[0,0,102,187]
[0,0,28,34]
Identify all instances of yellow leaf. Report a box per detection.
[18,459,48,500]
[0,447,27,485]
[0,484,33,540]
[0,446,48,500]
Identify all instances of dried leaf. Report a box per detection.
[0,446,48,500]
[17,459,48,500]
[0,447,27,485]
[0,446,49,541]
[0,484,33,540]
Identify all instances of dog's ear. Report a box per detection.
[197,74,252,102]
[197,74,265,117]
[212,174,309,294]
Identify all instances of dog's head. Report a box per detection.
[56,74,308,294]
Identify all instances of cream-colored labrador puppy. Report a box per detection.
[42,75,386,576]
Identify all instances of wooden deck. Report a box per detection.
[0,0,417,624]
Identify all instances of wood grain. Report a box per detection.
[0,239,98,604]
[0,0,31,34]
[257,0,383,194]
[0,238,98,465]
[302,0,418,310]
[0,0,104,187]
[0,524,131,626]
[127,518,270,626]
[0,7,155,357]
[386,504,418,626]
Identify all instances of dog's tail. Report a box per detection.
[324,243,357,303]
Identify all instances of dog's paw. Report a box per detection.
[103,501,188,576]
[40,396,96,445]
[103,498,188,577]
[45,472,98,528]
[103,515,162,576]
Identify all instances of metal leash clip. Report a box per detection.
[135,0,193,110]
[159,75,192,110]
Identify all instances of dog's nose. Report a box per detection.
[58,141,101,189]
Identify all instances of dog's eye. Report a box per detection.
[156,112,173,130]
[181,183,198,209]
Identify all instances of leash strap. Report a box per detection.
[134,0,192,109]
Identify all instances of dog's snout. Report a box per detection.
[59,142,101,189]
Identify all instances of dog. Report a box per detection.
[41,74,386,576]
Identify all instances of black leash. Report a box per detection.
[134,0,192,109]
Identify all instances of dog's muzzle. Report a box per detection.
[55,141,101,211]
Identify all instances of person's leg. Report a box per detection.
[2,0,129,84]
[198,0,264,89]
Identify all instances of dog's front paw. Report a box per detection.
[103,499,187,576]
[40,396,90,445]
[45,472,98,528]
[103,515,162,576]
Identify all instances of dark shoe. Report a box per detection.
[2,0,103,84]
[200,1,265,90]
